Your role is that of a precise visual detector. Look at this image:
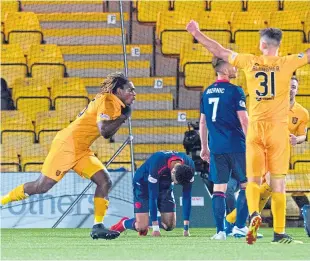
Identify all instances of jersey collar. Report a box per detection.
[167,156,184,169]
[110,93,126,108]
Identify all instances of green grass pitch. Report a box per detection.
[1,228,310,260]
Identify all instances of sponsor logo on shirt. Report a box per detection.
[99,113,110,120]
[148,175,158,183]
[298,53,304,59]
[239,100,246,108]
[292,117,298,124]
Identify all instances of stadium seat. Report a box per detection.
[0,144,20,172]
[51,77,86,94]
[4,12,44,53]
[1,44,28,86]
[20,144,50,172]
[1,0,19,24]
[296,74,310,95]
[37,12,129,27]
[207,0,244,13]
[281,0,310,12]
[230,12,267,39]
[295,64,310,78]
[290,153,310,169]
[231,70,247,93]
[65,61,150,78]
[1,111,36,148]
[13,83,52,122]
[173,0,207,13]
[180,43,213,72]
[132,110,199,120]
[245,0,280,12]
[27,44,66,80]
[234,31,260,52]
[269,11,307,44]
[137,0,170,23]
[295,95,310,111]
[43,28,123,45]
[35,111,70,144]
[306,11,310,42]
[184,63,216,89]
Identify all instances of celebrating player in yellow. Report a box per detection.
[1,72,136,240]
[186,20,310,244]
[226,75,309,226]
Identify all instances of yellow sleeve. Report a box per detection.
[284,53,308,72]
[96,96,121,122]
[228,52,255,70]
[296,110,309,136]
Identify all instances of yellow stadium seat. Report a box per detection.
[28,44,66,81]
[184,63,216,89]
[234,31,260,52]
[13,83,52,122]
[54,99,89,122]
[37,12,129,23]
[208,0,244,13]
[290,152,310,169]
[161,31,194,56]
[231,12,267,36]
[137,0,170,23]
[0,144,20,172]
[295,96,310,111]
[180,43,213,72]
[1,113,36,148]
[1,0,19,22]
[245,0,280,12]
[306,11,310,42]
[174,0,207,13]
[51,77,85,93]
[35,111,70,144]
[1,44,28,86]
[4,12,43,53]
[231,70,247,92]
[296,74,310,95]
[20,144,50,172]
[295,64,310,78]
[282,1,310,12]
[134,144,185,154]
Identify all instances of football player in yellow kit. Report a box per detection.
[225,75,309,230]
[186,20,310,244]
[1,72,136,240]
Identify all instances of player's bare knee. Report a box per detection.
[213,184,227,193]
[163,222,176,231]
[270,175,286,193]
[135,221,148,232]
[36,180,55,194]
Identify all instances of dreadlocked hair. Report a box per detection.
[100,72,129,94]
[174,164,194,185]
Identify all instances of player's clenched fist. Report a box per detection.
[200,148,210,163]
[186,20,200,35]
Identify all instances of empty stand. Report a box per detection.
[20,144,50,172]
[4,12,44,53]
[136,0,170,23]
[1,0,20,24]
[245,0,280,12]
[184,63,215,89]
[1,44,28,86]
[281,0,310,11]
[0,144,20,172]
[207,0,244,12]
[28,44,67,80]
[173,0,207,12]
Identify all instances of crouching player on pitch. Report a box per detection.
[200,57,249,240]
[111,150,195,237]
[1,72,136,240]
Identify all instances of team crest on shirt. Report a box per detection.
[239,100,246,108]
[292,117,298,124]
[99,113,110,120]
[298,53,304,59]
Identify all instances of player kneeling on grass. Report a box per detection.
[200,57,249,240]
[1,72,136,240]
[111,151,195,237]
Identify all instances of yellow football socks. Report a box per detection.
[1,184,28,205]
[246,182,260,215]
[226,209,237,224]
[259,182,272,212]
[271,192,286,234]
[94,197,109,224]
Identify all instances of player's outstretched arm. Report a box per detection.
[182,184,192,237]
[199,113,210,162]
[148,180,161,236]
[186,20,232,62]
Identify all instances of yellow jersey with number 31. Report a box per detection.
[229,53,308,123]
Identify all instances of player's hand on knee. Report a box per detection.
[186,20,199,35]
[121,105,132,119]
[152,230,161,237]
[289,134,297,146]
[183,230,190,237]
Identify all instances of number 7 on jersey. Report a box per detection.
[209,97,219,122]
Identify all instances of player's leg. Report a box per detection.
[158,188,177,231]
[209,153,230,240]
[267,123,302,244]
[259,172,272,212]
[245,122,266,244]
[225,177,238,235]
[73,153,119,240]
[1,139,70,206]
